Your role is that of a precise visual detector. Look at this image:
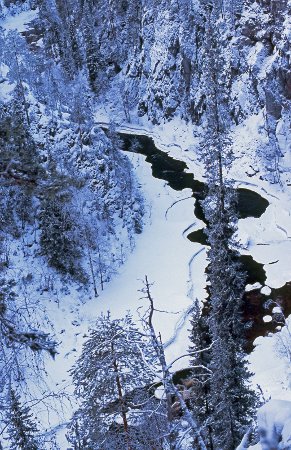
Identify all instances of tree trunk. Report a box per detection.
[111,345,132,450]
[144,276,207,450]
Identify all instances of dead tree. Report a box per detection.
[140,276,208,450]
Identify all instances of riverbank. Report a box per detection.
[95,109,291,400]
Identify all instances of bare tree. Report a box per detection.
[139,276,208,450]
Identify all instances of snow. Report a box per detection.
[261,286,272,296]
[34,150,207,446]
[78,152,206,360]
[0,63,15,101]
[238,204,291,289]
[257,400,291,449]
[1,9,38,33]
[93,109,291,408]
[245,282,263,292]
[263,315,272,323]
[236,400,291,449]
[154,385,165,400]
[249,324,291,401]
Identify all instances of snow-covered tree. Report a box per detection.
[198,5,258,448]
[0,94,41,188]
[81,1,101,92]
[39,195,85,280]
[188,299,213,449]
[5,389,39,450]
[69,311,156,449]
[0,278,57,384]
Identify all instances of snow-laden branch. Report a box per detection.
[166,344,214,372]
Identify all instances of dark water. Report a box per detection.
[119,133,290,349]
[121,133,269,221]
[187,228,208,245]
[244,283,291,351]
[241,255,266,285]
[237,189,269,219]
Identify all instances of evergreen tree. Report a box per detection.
[81,2,101,92]
[6,389,39,450]
[39,194,84,280]
[3,31,32,126]
[188,299,213,449]
[69,312,155,449]
[205,192,256,449]
[196,4,258,448]
[0,94,41,187]
[69,79,93,157]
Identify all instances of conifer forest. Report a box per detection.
[0,0,290,448]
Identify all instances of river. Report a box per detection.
[119,132,291,351]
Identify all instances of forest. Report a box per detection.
[0,0,290,449]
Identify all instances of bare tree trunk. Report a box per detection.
[143,276,207,450]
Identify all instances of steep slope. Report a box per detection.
[0,0,290,448]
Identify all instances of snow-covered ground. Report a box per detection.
[1,7,290,443]
[1,7,38,32]
[34,151,206,445]
[38,141,290,446]
[95,108,291,404]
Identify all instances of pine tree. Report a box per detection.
[3,31,32,126]
[6,389,39,450]
[69,312,155,449]
[69,79,93,157]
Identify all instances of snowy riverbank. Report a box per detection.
[94,110,291,402]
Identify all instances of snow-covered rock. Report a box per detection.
[257,400,291,449]
[237,400,291,449]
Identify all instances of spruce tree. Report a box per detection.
[205,190,257,449]
[0,93,41,186]
[39,195,84,279]
[6,389,39,450]
[196,4,258,448]
[188,299,213,449]
[81,1,101,92]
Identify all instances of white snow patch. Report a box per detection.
[245,282,262,292]
[1,8,38,32]
[261,286,272,296]
[0,63,15,101]
[263,315,272,323]
[154,386,165,400]
[257,400,291,449]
